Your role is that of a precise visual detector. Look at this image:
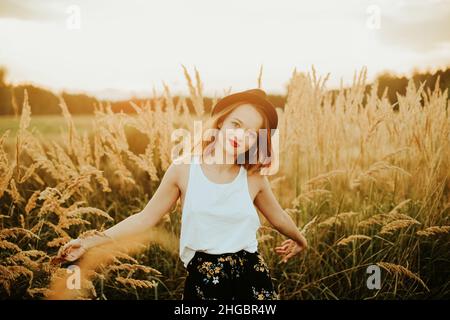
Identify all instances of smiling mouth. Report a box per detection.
[229,138,239,148]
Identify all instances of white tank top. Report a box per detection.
[179,154,261,268]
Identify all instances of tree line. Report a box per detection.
[0,66,448,116]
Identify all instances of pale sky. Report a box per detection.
[0,0,449,100]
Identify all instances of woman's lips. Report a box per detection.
[229,138,239,148]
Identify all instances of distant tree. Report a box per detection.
[376,67,450,106]
[0,67,6,87]
[0,66,13,115]
[0,65,448,116]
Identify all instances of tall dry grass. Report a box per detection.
[0,66,449,299]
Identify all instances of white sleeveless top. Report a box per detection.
[179,155,261,268]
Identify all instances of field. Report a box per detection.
[0,67,449,299]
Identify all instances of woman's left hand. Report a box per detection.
[274,239,307,263]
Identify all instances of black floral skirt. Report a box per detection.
[182,249,279,300]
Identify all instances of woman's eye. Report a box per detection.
[232,121,240,128]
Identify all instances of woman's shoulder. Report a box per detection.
[172,152,196,165]
[246,168,270,190]
[167,154,193,184]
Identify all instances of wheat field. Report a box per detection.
[0,66,449,299]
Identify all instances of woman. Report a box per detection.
[57,88,308,300]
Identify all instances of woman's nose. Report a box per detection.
[232,128,246,141]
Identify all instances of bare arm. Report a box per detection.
[79,162,181,250]
[253,175,307,248]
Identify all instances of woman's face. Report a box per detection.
[216,103,264,158]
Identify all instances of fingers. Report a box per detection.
[275,241,293,250]
[59,242,79,255]
[275,240,302,263]
[277,254,290,264]
[65,247,85,262]
[58,242,83,262]
[275,247,292,260]
[274,244,289,251]
[274,247,290,255]
[275,239,307,264]
[60,245,73,257]
[281,252,295,263]
[275,240,294,255]
[66,251,81,262]
[274,249,287,256]
[65,240,82,249]
[52,239,85,265]
[65,253,77,262]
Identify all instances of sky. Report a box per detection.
[0,0,449,100]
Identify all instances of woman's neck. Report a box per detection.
[202,141,238,173]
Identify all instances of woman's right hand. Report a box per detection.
[57,238,87,262]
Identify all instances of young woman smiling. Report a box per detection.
[57,88,308,300]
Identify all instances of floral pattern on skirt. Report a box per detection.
[182,249,279,300]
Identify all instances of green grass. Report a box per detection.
[0,115,94,152]
[0,114,95,136]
